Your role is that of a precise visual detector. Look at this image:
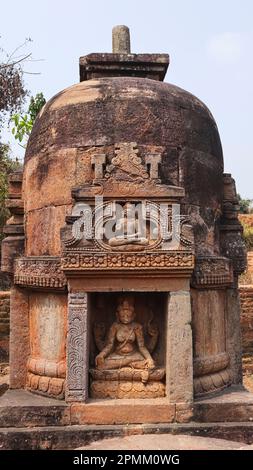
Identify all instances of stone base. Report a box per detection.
[71,399,174,424]
[194,368,232,397]
[27,372,65,400]
[1,421,253,450]
[90,380,165,399]
[89,366,166,399]
[194,386,253,422]
[1,386,253,448]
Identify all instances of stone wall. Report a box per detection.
[0,291,10,362]
[240,285,253,373]
[240,285,253,353]
[0,272,10,291]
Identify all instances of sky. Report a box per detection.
[1,0,253,197]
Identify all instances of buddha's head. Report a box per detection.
[117,296,135,324]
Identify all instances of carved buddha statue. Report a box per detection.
[108,203,149,247]
[95,296,155,370]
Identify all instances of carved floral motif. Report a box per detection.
[66,293,89,401]
[62,251,194,271]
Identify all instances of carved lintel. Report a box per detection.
[66,293,89,402]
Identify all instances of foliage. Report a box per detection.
[0,39,31,137]
[0,144,21,243]
[237,193,253,214]
[11,92,46,146]
[241,221,253,251]
[28,92,46,122]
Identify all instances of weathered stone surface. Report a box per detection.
[240,285,253,355]
[194,387,253,423]
[27,292,67,398]
[175,403,194,423]
[191,289,232,395]
[14,257,67,290]
[1,170,24,275]
[166,291,193,403]
[0,271,10,291]
[71,400,175,425]
[0,291,10,361]
[112,25,131,54]
[79,54,170,81]
[25,78,223,212]
[23,148,77,213]
[29,293,67,362]
[0,364,9,397]
[26,205,71,256]
[0,390,69,427]
[9,287,29,389]
[226,288,243,384]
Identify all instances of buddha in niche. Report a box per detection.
[95,296,155,370]
[108,202,149,247]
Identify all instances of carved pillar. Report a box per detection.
[66,292,89,402]
[166,291,193,403]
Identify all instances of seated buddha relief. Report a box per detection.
[90,295,165,399]
[108,202,149,248]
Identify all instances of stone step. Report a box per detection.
[194,387,253,423]
[0,390,69,428]
[1,388,253,432]
[1,422,253,450]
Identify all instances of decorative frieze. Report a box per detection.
[14,257,67,289]
[62,251,194,272]
[191,256,233,288]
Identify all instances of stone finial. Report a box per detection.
[112,25,131,54]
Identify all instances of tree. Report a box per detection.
[11,92,46,147]
[0,39,31,138]
[237,194,253,214]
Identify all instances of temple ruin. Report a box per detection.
[1,26,252,449]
